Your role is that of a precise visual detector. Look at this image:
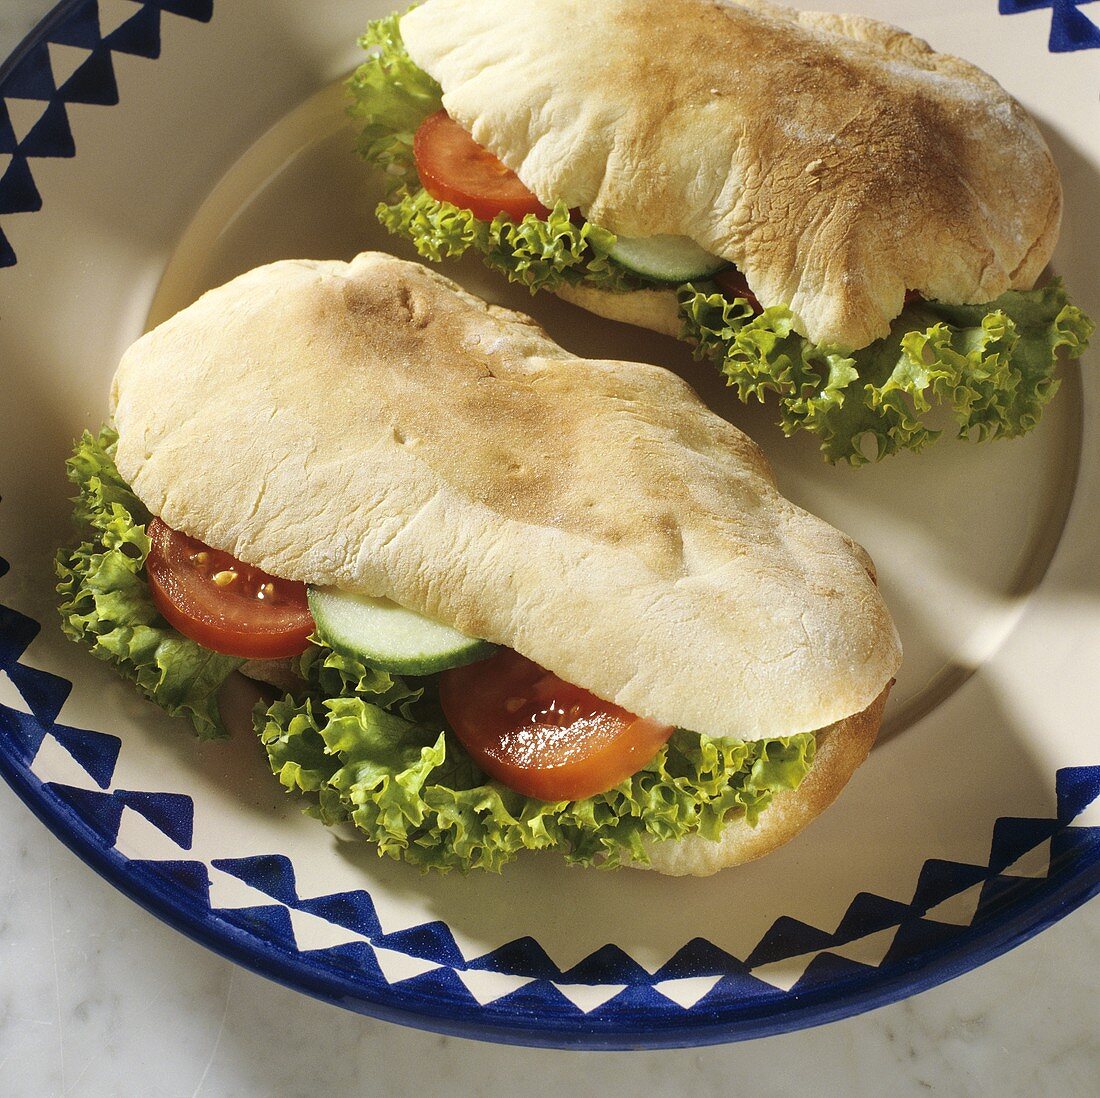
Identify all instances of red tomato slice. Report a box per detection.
[438,649,675,801]
[414,110,550,223]
[145,518,314,660]
[714,267,762,314]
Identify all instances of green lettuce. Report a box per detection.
[347,11,444,195]
[55,431,816,870]
[378,190,634,294]
[351,12,1093,464]
[680,281,1093,465]
[56,428,242,739]
[349,12,637,294]
[257,641,816,873]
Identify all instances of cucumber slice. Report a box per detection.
[607,234,729,283]
[308,587,496,675]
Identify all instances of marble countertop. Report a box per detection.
[1,2,1097,1094]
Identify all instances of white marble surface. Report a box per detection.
[2,2,1099,1094]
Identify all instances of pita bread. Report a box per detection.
[111,252,900,742]
[636,682,889,874]
[401,0,1061,350]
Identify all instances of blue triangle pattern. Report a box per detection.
[0,156,43,214]
[301,941,384,981]
[589,983,664,1015]
[0,602,40,668]
[465,936,563,979]
[653,937,743,980]
[1056,766,1100,823]
[374,920,465,968]
[5,660,71,725]
[0,102,17,152]
[129,858,211,907]
[999,0,1100,51]
[484,978,584,1016]
[1051,1,1100,50]
[1000,0,1058,12]
[397,966,477,1003]
[0,0,219,267]
[115,789,193,847]
[59,48,119,106]
[105,7,162,59]
[3,42,56,100]
[51,722,120,788]
[791,952,878,992]
[46,0,103,50]
[222,903,297,950]
[150,0,214,20]
[46,782,125,844]
[987,816,1061,874]
[0,584,71,722]
[884,917,966,964]
[744,916,834,968]
[21,100,76,158]
[559,943,654,985]
[910,858,990,911]
[704,969,788,1005]
[295,890,381,939]
[833,892,914,941]
[212,854,298,904]
[0,705,50,765]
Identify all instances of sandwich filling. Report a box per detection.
[352,12,1093,465]
[58,428,816,872]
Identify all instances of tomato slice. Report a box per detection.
[145,518,314,659]
[438,649,675,801]
[714,267,762,314]
[414,110,550,223]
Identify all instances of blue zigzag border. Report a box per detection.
[1000,1,1100,53]
[1,0,1099,1050]
[0,0,213,268]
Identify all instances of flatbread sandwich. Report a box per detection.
[58,252,900,874]
[351,0,1092,464]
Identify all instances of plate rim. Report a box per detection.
[1,0,1098,1051]
[2,738,1097,1050]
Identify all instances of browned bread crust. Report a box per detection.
[403,0,1061,350]
[636,682,892,875]
[111,253,900,743]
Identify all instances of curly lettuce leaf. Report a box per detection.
[347,10,442,195]
[56,428,242,739]
[680,281,1093,465]
[378,189,634,293]
[256,641,816,873]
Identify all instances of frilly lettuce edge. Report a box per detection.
[55,426,243,740]
[257,643,816,873]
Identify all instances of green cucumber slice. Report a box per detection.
[607,234,729,283]
[307,587,496,675]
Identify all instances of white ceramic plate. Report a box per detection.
[1,0,1098,1049]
